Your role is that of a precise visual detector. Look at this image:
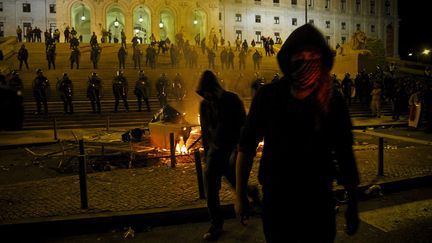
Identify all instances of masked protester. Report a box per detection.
[197,70,260,241]
[235,24,360,243]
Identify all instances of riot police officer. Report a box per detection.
[172,73,186,101]
[57,73,74,114]
[134,70,151,112]
[112,70,129,112]
[46,43,56,70]
[87,72,103,113]
[70,46,80,69]
[155,73,168,108]
[32,69,50,115]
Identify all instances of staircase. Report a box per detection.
[4,42,390,130]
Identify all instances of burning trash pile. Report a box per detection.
[148,104,201,157]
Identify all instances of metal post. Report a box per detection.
[106,116,110,131]
[170,133,176,168]
[378,137,384,176]
[53,117,58,140]
[78,140,88,209]
[194,150,206,199]
[305,0,308,24]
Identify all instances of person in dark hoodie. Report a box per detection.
[235,24,360,243]
[196,70,259,241]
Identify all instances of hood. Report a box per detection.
[277,24,334,75]
[196,70,223,99]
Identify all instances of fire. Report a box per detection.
[175,136,188,154]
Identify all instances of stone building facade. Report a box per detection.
[0,0,398,57]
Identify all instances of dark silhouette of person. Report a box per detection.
[87,72,103,113]
[235,24,360,243]
[134,70,151,112]
[112,70,129,112]
[32,69,50,115]
[70,46,80,69]
[90,43,102,69]
[46,43,56,70]
[196,70,259,241]
[17,44,29,70]
[57,73,74,114]
[155,73,168,108]
[118,46,127,69]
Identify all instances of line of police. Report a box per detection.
[24,68,186,115]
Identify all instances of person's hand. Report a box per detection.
[345,201,359,235]
[235,194,249,226]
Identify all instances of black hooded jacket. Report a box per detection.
[238,24,359,192]
[196,70,246,156]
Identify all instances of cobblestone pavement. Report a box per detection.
[0,116,431,225]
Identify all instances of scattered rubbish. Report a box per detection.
[123,226,135,239]
[364,184,383,197]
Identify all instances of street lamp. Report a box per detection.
[422,49,430,55]
[114,18,119,28]
[80,4,86,21]
[159,20,164,28]
[193,11,198,25]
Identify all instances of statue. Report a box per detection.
[336,30,371,56]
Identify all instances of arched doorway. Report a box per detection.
[159,9,175,42]
[191,10,207,43]
[71,3,91,42]
[133,6,151,44]
[107,6,125,43]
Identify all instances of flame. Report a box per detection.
[175,136,188,154]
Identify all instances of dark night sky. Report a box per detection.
[398,0,432,59]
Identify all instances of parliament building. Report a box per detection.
[0,0,398,56]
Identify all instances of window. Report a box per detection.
[274,16,280,24]
[371,24,375,32]
[341,22,346,30]
[0,22,3,37]
[326,21,331,28]
[255,0,261,5]
[0,2,3,12]
[308,19,314,25]
[325,0,331,9]
[273,0,280,6]
[235,0,242,2]
[355,0,361,14]
[255,31,262,42]
[49,4,56,13]
[22,3,31,12]
[292,0,297,5]
[341,0,346,12]
[235,13,242,22]
[385,0,391,15]
[236,30,242,40]
[308,0,314,8]
[292,18,297,26]
[219,12,222,21]
[341,36,347,44]
[255,15,261,23]
[356,23,361,31]
[370,0,375,14]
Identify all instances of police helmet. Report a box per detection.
[91,72,97,77]
[63,72,68,77]
[116,70,123,76]
[36,68,43,74]
[11,70,19,76]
